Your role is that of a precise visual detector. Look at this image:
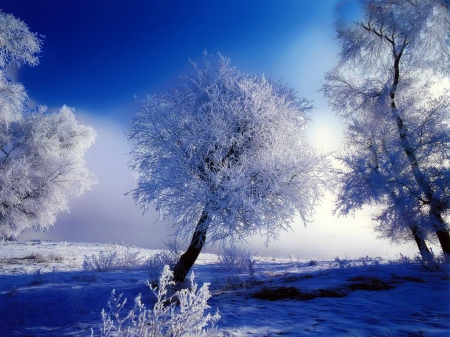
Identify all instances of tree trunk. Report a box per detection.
[409,225,432,260]
[436,230,450,258]
[389,50,450,258]
[173,211,208,283]
[429,205,450,258]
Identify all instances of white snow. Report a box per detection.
[0,240,449,336]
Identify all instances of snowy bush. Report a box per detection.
[218,246,256,276]
[308,260,318,267]
[332,256,352,269]
[83,251,121,272]
[330,256,383,269]
[145,241,181,281]
[356,256,382,267]
[83,247,145,272]
[93,265,221,337]
[389,253,449,273]
[119,249,145,269]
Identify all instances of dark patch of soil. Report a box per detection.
[282,274,313,283]
[315,288,348,298]
[251,274,408,301]
[251,272,430,302]
[252,286,310,301]
[390,274,426,283]
[347,276,395,291]
[251,286,348,301]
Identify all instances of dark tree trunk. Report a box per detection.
[409,225,432,260]
[436,230,450,258]
[430,206,450,258]
[173,211,208,283]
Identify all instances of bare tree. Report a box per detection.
[128,55,331,282]
[323,0,450,258]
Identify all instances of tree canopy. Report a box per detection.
[323,0,450,258]
[128,55,331,281]
[0,10,96,239]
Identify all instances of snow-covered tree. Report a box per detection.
[0,9,41,142]
[323,0,450,258]
[0,10,96,239]
[128,54,330,282]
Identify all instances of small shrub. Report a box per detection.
[83,251,120,272]
[330,256,382,269]
[83,247,145,272]
[24,252,47,263]
[288,254,300,264]
[218,246,256,276]
[48,253,64,263]
[332,256,352,269]
[388,253,417,265]
[120,249,144,269]
[388,253,448,272]
[357,256,382,267]
[414,252,450,272]
[93,265,222,337]
[145,240,181,281]
[308,260,318,267]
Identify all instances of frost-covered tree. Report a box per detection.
[0,9,41,142]
[128,54,330,282]
[0,10,96,239]
[323,0,450,258]
[0,10,41,69]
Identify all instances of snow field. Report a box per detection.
[0,241,449,336]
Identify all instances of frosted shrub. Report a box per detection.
[308,260,318,267]
[218,246,256,276]
[83,247,145,272]
[389,252,448,272]
[331,256,383,269]
[333,256,351,269]
[119,249,145,269]
[83,251,120,272]
[94,265,221,337]
[145,241,181,281]
[357,256,382,267]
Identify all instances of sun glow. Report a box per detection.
[306,113,344,153]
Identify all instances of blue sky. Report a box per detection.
[3,0,347,119]
[2,0,417,258]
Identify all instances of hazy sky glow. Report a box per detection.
[4,0,418,258]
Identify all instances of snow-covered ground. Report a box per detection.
[0,240,449,336]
